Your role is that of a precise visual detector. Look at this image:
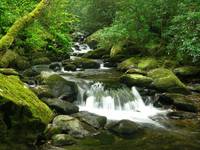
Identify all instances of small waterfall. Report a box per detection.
[79,82,167,125]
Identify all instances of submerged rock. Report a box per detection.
[120,74,153,87]
[44,99,79,115]
[107,120,143,137]
[72,111,107,129]
[147,68,189,94]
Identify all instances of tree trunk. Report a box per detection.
[0,0,49,50]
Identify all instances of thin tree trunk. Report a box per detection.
[0,0,49,50]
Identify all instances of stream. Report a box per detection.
[37,41,200,150]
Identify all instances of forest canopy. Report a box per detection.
[0,0,200,62]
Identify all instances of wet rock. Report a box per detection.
[62,62,76,71]
[0,68,19,76]
[44,99,79,115]
[157,93,198,112]
[51,134,76,146]
[44,74,78,101]
[49,62,61,72]
[167,111,197,119]
[72,58,100,69]
[46,115,97,138]
[23,68,41,77]
[31,85,54,99]
[147,68,189,94]
[72,111,107,129]
[83,48,109,59]
[107,120,143,137]
[104,62,117,68]
[120,74,153,87]
[32,57,51,65]
[174,66,200,77]
[126,68,147,75]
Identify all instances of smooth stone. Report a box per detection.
[44,99,79,115]
[72,111,107,129]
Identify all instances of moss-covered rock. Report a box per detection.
[72,58,100,69]
[120,74,153,87]
[158,93,199,112]
[83,48,110,59]
[0,50,18,68]
[117,57,139,71]
[147,68,189,94]
[62,62,77,71]
[0,74,53,123]
[126,68,147,75]
[174,66,200,77]
[0,74,53,147]
[32,57,51,65]
[0,68,19,76]
[15,56,31,70]
[138,57,160,70]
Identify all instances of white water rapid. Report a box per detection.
[78,82,167,126]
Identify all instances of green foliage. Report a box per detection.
[0,0,76,54]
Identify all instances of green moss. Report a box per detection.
[0,74,53,124]
[0,50,18,68]
[147,68,189,94]
[120,74,153,87]
[32,57,51,65]
[173,66,200,77]
[0,68,19,76]
[110,41,125,57]
[138,57,160,70]
[73,58,100,69]
[117,57,140,71]
[83,48,110,59]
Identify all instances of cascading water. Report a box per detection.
[78,82,167,126]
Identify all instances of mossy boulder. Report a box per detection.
[72,58,100,69]
[83,48,110,59]
[0,74,53,123]
[0,50,18,68]
[32,57,51,65]
[173,66,200,77]
[126,68,147,75]
[158,93,199,112]
[0,74,53,147]
[117,57,139,71]
[62,62,77,71]
[0,68,19,76]
[138,57,160,70]
[15,56,31,70]
[120,74,153,87]
[147,68,189,94]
